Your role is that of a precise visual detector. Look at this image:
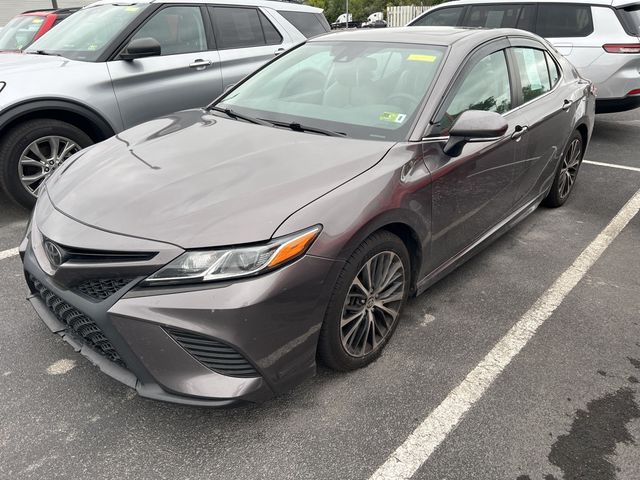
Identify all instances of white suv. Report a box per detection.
[410,0,640,113]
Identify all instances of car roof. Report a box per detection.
[88,0,323,13]
[311,26,530,46]
[425,0,639,9]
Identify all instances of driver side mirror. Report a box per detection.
[120,37,161,61]
[443,110,508,157]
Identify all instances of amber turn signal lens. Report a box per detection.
[267,227,320,268]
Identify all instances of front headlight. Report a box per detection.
[141,225,321,286]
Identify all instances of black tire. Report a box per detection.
[0,119,93,209]
[542,131,584,208]
[318,231,410,371]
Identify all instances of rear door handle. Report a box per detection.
[562,99,573,111]
[189,59,213,70]
[511,125,529,141]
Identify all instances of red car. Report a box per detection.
[0,8,79,52]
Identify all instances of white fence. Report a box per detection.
[387,5,432,28]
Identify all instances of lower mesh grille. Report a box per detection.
[30,276,124,366]
[166,328,259,378]
[75,278,132,301]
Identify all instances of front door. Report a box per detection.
[108,4,222,129]
[423,45,529,270]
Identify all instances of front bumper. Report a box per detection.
[22,199,339,405]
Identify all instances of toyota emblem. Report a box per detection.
[44,240,65,268]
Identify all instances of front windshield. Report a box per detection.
[0,15,44,51]
[26,4,149,62]
[218,41,446,141]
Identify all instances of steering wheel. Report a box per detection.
[386,93,418,111]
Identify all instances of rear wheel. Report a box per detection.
[0,119,93,208]
[318,231,410,371]
[543,131,584,208]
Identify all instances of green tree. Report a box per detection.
[306,0,442,23]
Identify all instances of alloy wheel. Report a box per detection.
[340,251,406,357]
[558,138,582,199]
[18,135,81,197]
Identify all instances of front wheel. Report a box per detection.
[542,131,584,208]
[0,119,93,208]
[318,231,410,371]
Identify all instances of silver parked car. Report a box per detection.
[0,0,330,208]
[410,0,640,113]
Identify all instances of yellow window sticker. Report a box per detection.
[125,6,140,12]
[380,112,407,124]
[407,54,437,62]
[32,18,44,24]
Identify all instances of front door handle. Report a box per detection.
[189,59,213,70]
[562,99,573,111]
[511,125,529,141]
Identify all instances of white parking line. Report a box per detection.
[0,248,19,260]
[583,160,640,173]
[369,187,640,480]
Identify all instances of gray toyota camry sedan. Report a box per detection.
[21,27,595,405]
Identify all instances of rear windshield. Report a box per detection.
[279,11,330,38]
[0,15,44,51]
[619,5,640,35]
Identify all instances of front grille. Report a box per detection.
[166,328,259,378]
[42,238,157,264]
[75,278,133,301]
[30,276,124,366]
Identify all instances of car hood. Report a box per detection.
[0,52,71,74]
[47,109,394,248]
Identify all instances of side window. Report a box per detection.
[130,6,206,56]
[465,5,521,28]
[278,10,330,38]
[413,7,465,26]
[512,48,552,102]
[211,7,282,49]
[545,51,561,87]
[437,51,511,133]
[516,4,537,32]
[260,12,283,45]
[536,5,594,37]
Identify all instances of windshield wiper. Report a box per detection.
[209,106,272,127]
[26,50,61,57]
[269,120,346,137]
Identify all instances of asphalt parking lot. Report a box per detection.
[1,109,639,480]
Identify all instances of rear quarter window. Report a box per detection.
[536,4,594,38]
[279,11,330,38]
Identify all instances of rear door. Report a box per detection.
[506,38,577,207]
[108,4,222,129]
[410,6,467,26]
[208,6,292,91]
[535,3,594,59]
[462,3,522,28]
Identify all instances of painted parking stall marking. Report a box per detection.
[369,188,640,480]
[583,160,640,173]
[0,247,19,260]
